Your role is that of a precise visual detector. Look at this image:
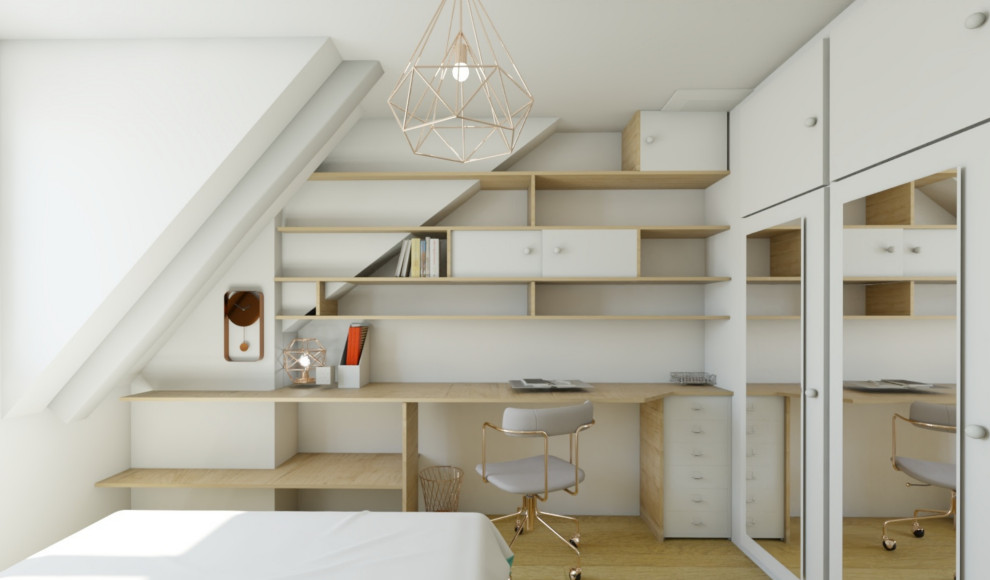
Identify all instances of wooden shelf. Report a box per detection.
[844,276,956,284]
[309,170,730,190]
[96,453,404,490]
[276,276,730,285]
[278,225,729,238]
[843,315,956,320]
[747,276,801,284]
[843,224,956,230]
[275,314,731,321]
[748,315,800,320]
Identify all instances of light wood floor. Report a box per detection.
[754,516,955,580]
[492,516,770,580]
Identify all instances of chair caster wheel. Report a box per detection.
[569,536,580,547]
[882,538,897,551]
[913,528,925,538]
[568,567,582,580]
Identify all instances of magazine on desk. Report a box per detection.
[843,379,940,393]
[510,378,594,391]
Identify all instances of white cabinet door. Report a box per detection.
[733,37,825,216]
[541,229,637,277]
[831,1,990,179]
[450,231,542,277]
[843,228,904,276]
[637,112,727,171]
[902,229,958,276]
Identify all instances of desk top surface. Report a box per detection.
[124,382,730,404]
[746,382,957,405]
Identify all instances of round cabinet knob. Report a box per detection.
[965,425,989,439]
[522,247,532,255]
[965,11,988,29]
[804,116,818,128]
[690,472,704,480]
[910,246,922,254]
[805,388,819,398]
[552,247,563,254]
[692,519,705,527]
[691,403,703,411]
[883,245,896,253]
[691,449,704,457]
[691,495,704,503]
[644,136,656,144]
[691,425,704,434]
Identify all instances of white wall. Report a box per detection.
[0,37,335,416]
[0,389,130,569]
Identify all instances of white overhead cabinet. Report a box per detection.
[452,229,638,278]
[732,38,826,217]
[622,111,728,172]
[830,1,990,179]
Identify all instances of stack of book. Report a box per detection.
[394,237,447,278]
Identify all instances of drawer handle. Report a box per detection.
[691,449,704,457]
[690,472,704,480]
[910,246,922,254]
[552,246,563,254]
[883,245,896,253]
[965,11,988,29]
[691,495,704,503]
[692,519,705,527]
[522,247,532,255]
[691,403,703,411]
[691,426,704,434]
[804,116,818,128]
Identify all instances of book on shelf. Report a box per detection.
[429,237,440,278]
[394,239,411,277]
[342,322,369,365]
[409,237,421,278]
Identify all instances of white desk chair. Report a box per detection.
[882,401,956,551]
[477,401,594,580]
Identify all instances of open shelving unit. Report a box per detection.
[279,170,733,321]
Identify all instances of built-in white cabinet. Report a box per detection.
[830,1,990,179]
[622,111,727,172]
[732,37,826,217]
[664,396,731,538]
[452,229,638,278]
[844,228,957,277]
[450,231,542,277]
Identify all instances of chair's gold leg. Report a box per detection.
[537,509,581,545]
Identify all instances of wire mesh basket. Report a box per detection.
[670,372,717,386]
[419,465,463,512]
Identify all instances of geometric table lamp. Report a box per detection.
[281,338,327,386]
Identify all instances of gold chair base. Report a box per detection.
[490,494,582,575]
[881,491,956,551]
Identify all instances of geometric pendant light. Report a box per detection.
[387,0,534,163]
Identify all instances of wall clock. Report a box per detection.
[224,290,263,361]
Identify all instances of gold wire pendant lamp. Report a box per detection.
[388,0,534,163]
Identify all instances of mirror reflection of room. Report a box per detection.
[841,170,958,579]
[745,219,803,578]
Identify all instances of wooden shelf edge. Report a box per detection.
[275,276,731,284]
[747,277,801,284]
[843,224,957,230]
[308,170,730,190]
[843,276,956,284]
[843,315,956,320]
[276,314,730,321]
[278,225,730,237]
[95,453,404,490]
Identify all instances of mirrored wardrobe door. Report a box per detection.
[833,169,959,580]
[741,189,829,580]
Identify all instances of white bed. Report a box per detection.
[0,510,513,580]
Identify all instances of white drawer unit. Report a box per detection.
[451,230,542,277]
[622,111,728,172]
[844,228,958,277]
[745,396,786,540]
[452,229,637,278]
[540,229,638,278]
[663,396,731,538]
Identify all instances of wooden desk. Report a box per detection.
[101,382,730,542]
[746,382,956,405]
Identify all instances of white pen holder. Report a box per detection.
[337,348,369,389]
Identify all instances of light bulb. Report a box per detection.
[299,354,312,368]
[452,62,470,82]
